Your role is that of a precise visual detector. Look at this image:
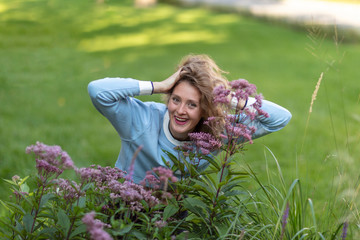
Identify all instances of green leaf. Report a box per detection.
[0,218,23,237]
[163,204,179,221]
[2,179,18,186]
[229,170,249,176]
[37,227,57,239]
[69,224,87,238]
[190,179,215,198]
[217,167,229,183]
[163,150,178,163]
[112,223,134,236]
[221,179,244,192]
[20,182,30,193]
[77,196,86,208]
[39,193,55,210]
[202,168,219,175]
[224,190,244,197]
[81,182,93,192]
[202,155,220,170]
[183,198,208,218]
[0,200,12,213]
[57,209,70,234]
[215,223,230,237]
[132,230,147,239]
[19,176,30,185]
[1,201,26,215]
[37,212,57,220]
[23,213,34,233]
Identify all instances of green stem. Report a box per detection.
[65,217,75,240]
[210,114,240,224]
[30,184,45,233]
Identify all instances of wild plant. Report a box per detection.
[0,77,355,239]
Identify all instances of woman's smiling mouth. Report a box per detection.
[174,116,188,125]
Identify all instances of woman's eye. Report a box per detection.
[188,103,197,108]
[172,97,180,103]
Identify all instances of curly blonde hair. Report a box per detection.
[164,54,229,137]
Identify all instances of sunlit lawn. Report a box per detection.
[0,0,359,227]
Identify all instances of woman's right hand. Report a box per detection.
[153,68,182,94]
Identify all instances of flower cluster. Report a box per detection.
[26,141,74,180]
[141,166,178,193]
[76,165,125,191]
[82,211,112,240]
[213,85,231,105]
[22,141,179,237]
[209,79,269,148]
[229,79,257,102]
[12,175,21,183]
[187,132,222,155]
[224,115,256,144]
[213,79,268,120]
[154,220,167,228]
[53,178,83,202]
[108,180,159,211]
[75,165,162,211]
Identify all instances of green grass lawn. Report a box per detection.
[1,0,359,230]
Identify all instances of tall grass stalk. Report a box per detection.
[300,71,324,157]
[296,24,359,237]
[243,144,355,239]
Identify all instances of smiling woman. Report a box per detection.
[87,54,291,183]
[167,81,203,141]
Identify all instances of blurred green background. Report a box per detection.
[0,0,359,221]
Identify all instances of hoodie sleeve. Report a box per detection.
[88,77,154,140]
[238,99,292,140]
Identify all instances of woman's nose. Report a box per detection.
[177,104,186,114]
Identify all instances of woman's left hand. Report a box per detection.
[153,68,182,94]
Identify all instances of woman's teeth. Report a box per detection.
[175,116,187,122]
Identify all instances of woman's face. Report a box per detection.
[167,81,203,141]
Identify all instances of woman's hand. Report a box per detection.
[153,68,182,94]
[228,94,247,110]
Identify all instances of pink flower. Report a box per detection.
[153,167,178,183]
[141,166,178,191]
[76,167,102,182]
[213,85,230,105]
[188,132,222,154]
[154,220,167,228]
[36,159,63,177]
[82,211,113,240]
[60,151,74,169]
[12,175,20,183]
[26,142,75,178]
[230,79,257,96]
[53,178,83,201]
[140,173,161,189]
[108,180,160,211]
[75,165,125,191]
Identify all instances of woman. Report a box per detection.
[88,54,291,184]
